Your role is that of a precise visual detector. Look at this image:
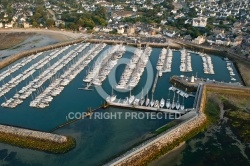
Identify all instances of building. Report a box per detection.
[192,17,207,27]
[5,22,14,28]
[0,22,3,28]
[55,20,65,28]
[117,27,124,34]
[127,25,135,36]
[23,22,30,28]
[163,29,176,38]
[192,35,206,44]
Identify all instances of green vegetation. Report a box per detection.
[61,5,107,30]
[154,121,179,134]
[0,132,76,153]
[225,105,250,143]
[204,99,220,125]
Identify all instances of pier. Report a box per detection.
[105,101,194,114]
[151,71,159,95]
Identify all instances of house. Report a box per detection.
[23,22,30,28]
[93,26,101,32]
[192,35,206,44]
[5,22,14,28]
[163,29,176,37]
[127,25,135,36]
[184,35,192,41]
[102,27,112,33]
[117,27,124,34]
[55,20,65,27]
[192,17,207,27]
[0,22,3,28]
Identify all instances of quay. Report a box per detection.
[105,101,193,114]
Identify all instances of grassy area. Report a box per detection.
[0,32,33,50]
[154,121,179,134]
[204,98,220,125]
[0,132,76,153]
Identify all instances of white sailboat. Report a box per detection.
[150,95,154,107]
[160,98,165,108]
[140,88,145,106]
[176,94,180,110]
[171,92,176,109]
[128,87,135,104]
[180,95,185,110]
[145,89,150,106]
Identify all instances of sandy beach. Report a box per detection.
[0,28,87,59]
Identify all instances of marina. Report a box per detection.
[0,44,243,166]
[116,47,152,90]
[83,44,125,88]
[29,43,106,108]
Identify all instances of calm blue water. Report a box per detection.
[0,44,242,165]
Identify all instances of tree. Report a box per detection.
[46,19,54,28]
[32,21,39,28]
[58,23,65,29]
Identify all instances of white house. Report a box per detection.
[192,35,206,44]
[192,17,207,27]
[0,22,3,28]
[117,27,124,34]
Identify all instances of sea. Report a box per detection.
[0,43,242,165]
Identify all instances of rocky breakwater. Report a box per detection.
[0,124,76,153]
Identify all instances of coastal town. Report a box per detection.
[0,0,249,57]
[0,0,250,166]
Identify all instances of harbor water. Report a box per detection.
[0,44,242,165]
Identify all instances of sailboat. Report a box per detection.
[171,91,176,109]
[160,98,165,108]
[180,95,185,110]
[140,88,145,106]
[110,86,116,102]
[150,95,154,107]
[128,87,135,104]
[145,89,150,106]
[176,94,180,110]
[166,89,171,109]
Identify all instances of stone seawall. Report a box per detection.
[0,38,84,70]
